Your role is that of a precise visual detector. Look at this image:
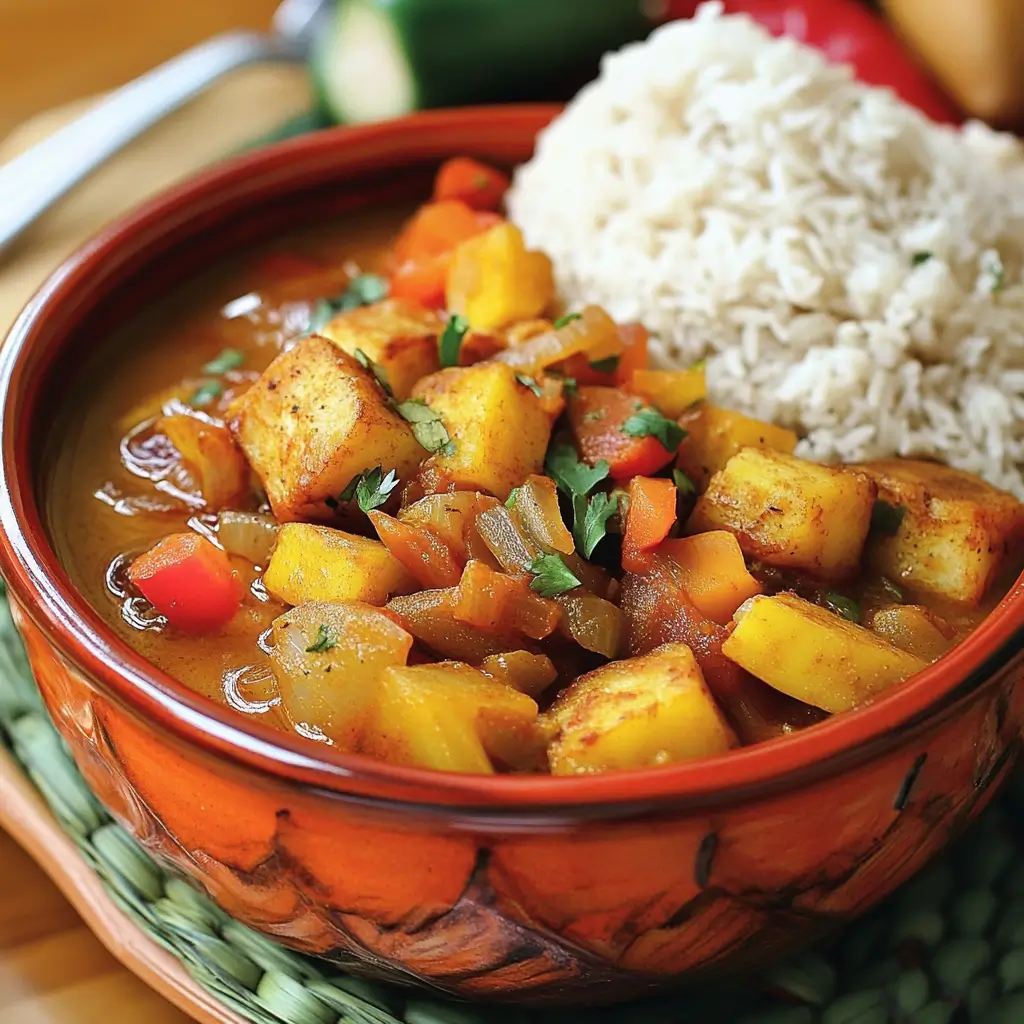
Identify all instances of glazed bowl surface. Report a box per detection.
[0,106,1022,1006]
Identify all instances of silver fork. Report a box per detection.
[0,0,331,257]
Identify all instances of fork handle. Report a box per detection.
[0,31,290,256]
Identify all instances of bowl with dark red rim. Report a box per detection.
[0,106,1022,1001]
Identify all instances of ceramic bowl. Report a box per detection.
[1,106,1022,1006]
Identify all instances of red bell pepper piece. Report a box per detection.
[433,157,510,211]
[127,533,243,634]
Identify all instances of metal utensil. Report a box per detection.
[0,0,331,257]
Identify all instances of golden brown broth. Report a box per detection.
[46,206,410,710]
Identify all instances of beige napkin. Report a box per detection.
[0,65,313,335]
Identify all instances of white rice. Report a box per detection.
[507,2,1024,497]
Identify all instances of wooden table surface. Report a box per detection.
[0,7,279,1020]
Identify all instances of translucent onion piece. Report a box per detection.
[479,651,558,698]
[491,306,625,375]
[557,591,624,659]
[388,590,508,662]
[218,510,279,565]
[476,505,540,575]
[514,475,573,555]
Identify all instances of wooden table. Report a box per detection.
[0,6,280,1019]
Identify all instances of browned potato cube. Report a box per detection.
[319,298,441,399]
[689,448,877,579]
[232,336,423,522]
[860,459,1024,604]
[544,643,738,774]
[411,362,553,500]
[722,592,926,713]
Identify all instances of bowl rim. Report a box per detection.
[1,104,1022,813]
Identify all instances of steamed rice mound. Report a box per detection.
[507,3,1024,497]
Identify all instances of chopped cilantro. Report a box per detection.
[545,443,609,499]
[305,623,338,653]
[395,399,456,456]
[826,592,861,623]
[353,347,393,397]
[575,491,620,558]
[560,376,578,396]
[202,348,244,375]
[870,499,907,536]
[305,273,388,334]
[911,251,933,266]
[516,374,543,397]
[337,475,361,503]
[505,487,520,509]
[527,552,582,598]
[622,408,686,452]
[985,252,1005,292]
[354,466,400,512]
[589,355,620,374]
[672,469,697,497]
[188,380,224,408]
[438,313,469,368]
[553,312,582,329]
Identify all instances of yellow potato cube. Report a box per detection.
[319,298,441,399]
[446,222,554,331]
[264,524,415,606]
[232,336,423,522]
[411,362,553,499]
[689,448,877,579]
[676,405,798,491]
[544,643,738,775]
[628,368,707,419]
[365,663,539,774]
[268,600,412,748]
[722,593,926,713]
[860,459,1024,605]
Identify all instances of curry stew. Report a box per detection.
[49,158,1024,775]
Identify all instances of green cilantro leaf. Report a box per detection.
[515,374,543,397]
[438,313,469,368]
[622,408,686,452]
[911,251,933,267]
[305,273,389,334]
[560,376,578,396]
[353,347,394,397]
[825,592,861,624]
[589,355,620,374]
[202,348,244,375]
[355,466,400,512]
[337,476,361,503]
[505,487,520,509]
[870,499,907,536]
[553,312,582,329]
[672,469,697,497]
[985,252,1005,292]
[395,399,456,456]
[575,491,620,558]
[527,552,582,598]
[189,380,224,408]
[545,443,609,499]
[305,623,339,653]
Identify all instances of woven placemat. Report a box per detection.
[1,580,1023,1024]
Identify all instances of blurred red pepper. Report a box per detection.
[659,0,960,123]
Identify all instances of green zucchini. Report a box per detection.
[311,0,651,124]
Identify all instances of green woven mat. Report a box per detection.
[2,112,1024,1024]
[2,583,1024,1023]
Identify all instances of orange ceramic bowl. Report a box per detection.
[1,107,1023,1006]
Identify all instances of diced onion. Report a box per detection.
[557,591,623,658]
[218,511,279,565]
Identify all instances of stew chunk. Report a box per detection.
[860,459,1024,604]
[689,448,876,579]
[232,336,423,522]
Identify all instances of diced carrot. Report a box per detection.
[127,533,242,634]
[656,532,761,625]
[622,476,678,573]
[433,157,510,211]
[567,386,679,481]
[614,323,649,386]
[367,511,462,590]
[629,368,707,418]
[389,255,450,308]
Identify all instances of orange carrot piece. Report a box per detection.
[453,561,562,640]
[657,532,762,625]
[568,386,678,481]
[433,157,510,211]
[389,255,451,308]
[622,476,678,573]
[614,323,649,386]
[368,511,462,590]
